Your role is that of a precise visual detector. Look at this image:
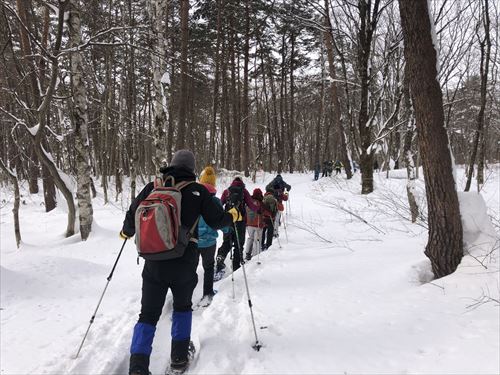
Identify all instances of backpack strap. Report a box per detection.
[175,180,196,190]
[153,176,164,189]
[187,216,200,243]
[174,180,199,242]
[163,175,176,187]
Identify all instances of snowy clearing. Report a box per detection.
[1,167,499,375]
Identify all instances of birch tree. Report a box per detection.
[68,0,93,240]
[150,0,169,169]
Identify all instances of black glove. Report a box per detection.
[119,230,131,240]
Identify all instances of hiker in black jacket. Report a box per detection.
[265,174,291,197]
[120,150,237,375]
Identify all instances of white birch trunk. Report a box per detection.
[68,0,93,240]
[149,0,169,169]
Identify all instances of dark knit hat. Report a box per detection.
[170,149,195,172]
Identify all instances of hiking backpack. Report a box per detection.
[134,176,199,261]
[262,194,277,215]
[226,185,244,209]
[246,199,262,226]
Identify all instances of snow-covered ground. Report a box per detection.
[1,167,498,375]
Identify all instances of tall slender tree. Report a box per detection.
[399,0,464,278]
[68,0,93,240]
[176,0,190,150]
[465,0,491,191]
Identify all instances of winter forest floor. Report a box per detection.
[1,167,499,375]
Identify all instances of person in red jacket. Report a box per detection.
[216,177,259,272]
[244,188,265,261]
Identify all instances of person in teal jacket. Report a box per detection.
[197,166,228,306]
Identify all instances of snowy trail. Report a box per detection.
[1,170,499,374]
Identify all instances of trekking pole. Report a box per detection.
[281,208,289,244]
[256,215,261,265]
[233,221,263,351]
[230,243,235,300]
[74,238,128,359]
[273,216,282,249]
[284,217,289,243]
[256,236,262,265]
[283,207,287,230]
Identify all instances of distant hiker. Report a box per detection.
[245,188,265,261]
[374,160,380,173]
[216,177,259,273]
[334,160,343,175]
[314,164,321,180]
[120,150,237,375]
[261,187,278,250]
[321,160,329,178]
[266,174,290,237]
[196,166,228,307]
[327,160,334,176]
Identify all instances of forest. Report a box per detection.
[1,1,499,374]
[1,0,499,265]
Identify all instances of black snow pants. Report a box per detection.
[261,216,274,250]
[197,244,216,296]
[216,221,246,271]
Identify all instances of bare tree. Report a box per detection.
[1,0,77,237]
[68,0,93,240]
[324,0,352,179]
[465,0,492,191]
[176,0,189,150]
[401,62,419,223]
[399,0,464,278]
[0,158,21,247]
[150,0,169,169]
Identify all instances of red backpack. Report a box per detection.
[134,176,199,260]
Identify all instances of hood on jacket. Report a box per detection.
[202,182,217,194]
[160,166,196,185]
[252,188,263,200]
[230,177,245,188]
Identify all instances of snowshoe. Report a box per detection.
[129,353,151,375]
[213,268,226,282]
[196,292,216,309]
[245,252,252,261]
[165,337,199,375]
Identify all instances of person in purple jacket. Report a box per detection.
[215,177,259,272]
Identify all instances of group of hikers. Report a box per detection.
[119,150,291,375]
[313,158,385,180]
[314,160,348,180]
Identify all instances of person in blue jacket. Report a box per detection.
[197,166,228,306]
